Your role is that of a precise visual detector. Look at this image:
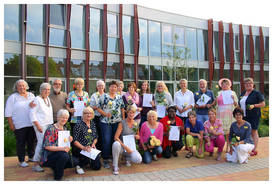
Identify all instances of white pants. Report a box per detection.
[33,124,50,162]
[226,143,254,164]
[112,141,142,167]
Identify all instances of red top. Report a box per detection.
[159,116,184,150]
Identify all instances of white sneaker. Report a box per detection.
[76,165,85,175]
[19,162,29,167]
[32,165,44,172]
[152,155,158,161]
[125,160,131,167]
[28,157,34,162]
[113,166,119,175]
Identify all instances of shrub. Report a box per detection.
[258,124,269,137]
[4,118,17,156]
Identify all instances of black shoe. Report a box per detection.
[172,151,178,157]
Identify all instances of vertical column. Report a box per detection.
[229,23,235,88]
[239,24,244,92]
[66,5,72,92]
[218,21,224,79]
[45,5,50,82]
[249,26,255,79]
[259,27,265,94]
[207,19,214,89]
[85,5,90,93]
[102,4,108,82]
[133,4,140,85]
[21,4,27,80]
[119,4,124,81]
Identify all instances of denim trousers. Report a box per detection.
[196,114,209,124]
[142,146,163,164]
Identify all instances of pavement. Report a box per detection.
[4,137,269,181]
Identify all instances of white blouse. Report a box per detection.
[174,89,195,117]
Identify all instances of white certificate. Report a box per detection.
[143,93,153,107]
[196,94,211,106]
[80,148,101,160]
[132,103,140,118]
[222,90,234,105]
[156,105,166,118]
[58,131,71,148]
[168,126,180,141]
[123,135,137,151]
[74,101,85,117]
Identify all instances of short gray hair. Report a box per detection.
[39,82,51,94]
[180,79,188,84]
[53,79,62,85]
[96,80,105,87]
[57,109,69,118]
[199,79,207,86]
[13,79,29,92]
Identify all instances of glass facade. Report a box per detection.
[149,21,161,57]
[71,5,85,49]
[139,19,148,56]
[90,8,103,51]
[4,4,21,41]
[123,15,134,54]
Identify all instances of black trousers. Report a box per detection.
[43,151,79,180]
[162,135,184,158]
[14,126,36,162]
[74,147,101,170]
[94,116,102,151]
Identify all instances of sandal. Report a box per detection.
[250,150,258,156]
[185,152,193,158]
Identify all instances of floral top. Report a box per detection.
[90,92,104,116]
[40,124,68,165]
[98,93,125,124]
[73,120,98,146]
[203,119,224,139]
[67,91,90,123]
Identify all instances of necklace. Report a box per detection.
[41,96,50,107]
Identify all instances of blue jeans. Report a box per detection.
[43,151,78,180]
[99,121,119,160]
[143,146,163,164]
[197,114,209,124]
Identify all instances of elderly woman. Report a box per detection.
[112,106,142,175]
[160,106,184,158]
[5,79,36,167]
[73,106,101,174]
[122,82,142,124]
[140,110,163,164]
[226,108,254,164]
[154,81,173,120]
[194,79,215,124]
[203,109,225,161]
[216,78,238,152]
[66,78,90,135]
[29,83,53,172]
[90,80,105,150]
[97,81,125,168]
[185,111,205,158]
[117,81,126,95]
[40,109,79,180]
[239,78,265,156]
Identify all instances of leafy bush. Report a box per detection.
[4,118,17,156]
[258,124,269,137]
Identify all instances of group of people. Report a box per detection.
[5,76,265,180]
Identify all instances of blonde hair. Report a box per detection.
[155,81,169,94]
[126,105,137,113]
[244,77,254,84]
[147,110,158,120]
[82,106,95,119]
[74,78,85,85]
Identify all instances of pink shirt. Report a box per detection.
[140,121,163,146]
[203,119,224,139]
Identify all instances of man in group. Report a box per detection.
[49,79,68,123]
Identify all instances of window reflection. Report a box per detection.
[150,65,162,80]
[4,53,21,76]
[188,67,198,81]
[139,19,148,56]
[149,21,161,57]
[254,36,260,63]
[213,31,219,61]
[4,4,20,41]
[124,63,135,79]
[71,5,85,49]
[163,66,174,81]
[48,57,65,77]
[70,59,85,78]
[264,36,269,63]
[90,8,102,51]
[244,35,250,63]
[49,28,66,46]
[123,15,134,54]
[225,33,230,62]
[106,62,120,79]
[89,61,103,78]
[199,68,208,80]
[186,28,197,61]
[107,13,119,53]
[50,4,65,26]
[26,4,44,44]
[108,37,119,53]
[174,27,185,45]
[27,78,45,95]
[197,29,208,61]
[27,55,44,77]
[176,67,187,81]
[138,65,149,80]
[163,24,173,44]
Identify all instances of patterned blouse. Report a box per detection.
[73,119,98,146]
[98,93,125,124]
[203,119,224,139]
[67,91,90,123]
[40,124,69,165]
[90,92,104,117]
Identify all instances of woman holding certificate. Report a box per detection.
[160,106,184,158]
[154,81,173,120]
[112,106,142,175]
[73,107,101,174]
[216,78,238,152]
[66,78,90,135]
[40,109,79,180]
[122,82,142,124]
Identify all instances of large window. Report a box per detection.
[89,61,103,79]
[138,65,149,80]
[124,63,135,79]
[71,5,85,49]
[244,35,250,63]
[150,65,162,80]
[234,34,240,62]
[48,57,65,77]
[26,4,44,44]
[139,19,148,56]
[4,53,21,76]
[213,31,219,61]
[186,28,197,61]
[123,15,134,54]
[26,55,44,77]
[4,4,20,41]
[50,4,66,26]
[254,36,260,63]
[162,24,173,58]
[90,8,102,51]
[107,13,119,53]
[264,36,269,63]
[225,33,230,62]
[70,59,85,78]
[106,62,120,79]
[197,29,208,61]
[149,21,161,57]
